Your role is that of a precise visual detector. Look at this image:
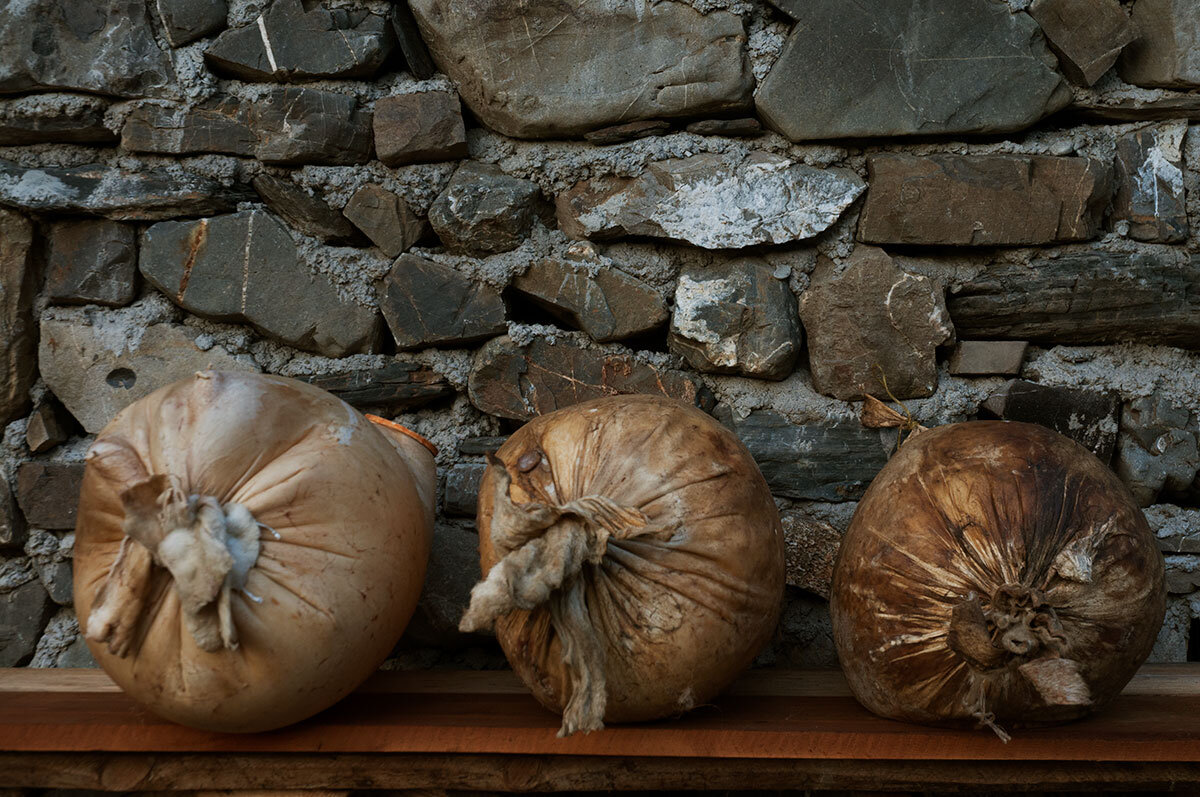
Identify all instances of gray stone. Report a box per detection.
[205,0,393,81]
[0,481,25,551]
[0,0,176,99]
[16,463,84,531]
[858,154,1111,246]
[468,336,715,422]
[343,185,426,258]
[799,247,953,401]
[583,120,671,146]
[0,579,52,667]
[300,362,453,412]
[558,152,865,249]
[1148,504,1200,554]
[140,210,380,357]
[406,520,483,646]
[511,258,667,344]
[24,530,73,606]
[0,94,116,146]
[755,588,838,668]
[428,163,543,256]
[723,410,890,502]
[1029,0,1134,85]
[253,89,373,165]
[947,341,1029,376]
[374,92,468,167]
[25,402,72,455]
[59,634,99,668]
[982,379,1120,462]
[390,2,436,80]
[1149,597,1190,662]
[947,251,1200,348]
[781,509,842,599]
[458,436,509,456]
[756,0,1069,141]
[0,160,243,221]
[121,97,255,157]
[1164,554,1200,594]
[1119,0,1200,88]
[377,254,506,350]
[669,259,801,380]
[685,118,763,138]
[444,463,486,517]
[251,174,361,244]
[1112,122,1189,243]
[0,209,37,426]
[1067,94,1200,123]
[45,219,138,307]
[157,0,227,47]
[38,311,256,434]
[409,0,752,138]
[1115,395,1199,506]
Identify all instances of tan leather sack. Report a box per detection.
[461,395,784,736]
[73,371,435,732]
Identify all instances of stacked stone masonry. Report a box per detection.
[0,0,1199,669]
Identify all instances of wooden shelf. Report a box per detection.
[3,665,1200,791]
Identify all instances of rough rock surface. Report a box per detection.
[45,220,138,307]
[157,0,227,47]
[25,403,71,455]
[0,160,243,221]
[24,530,73,606]
[948,251,1200,347]
[0,0,176,98]
[858,154,1111,246]
[428,163,543,256]
[343,185,425,258]
[947,340,1029,376]
[251,174,360,243]
[468,336,713,421]
[15,463,82,531]
[669,259,801,380]
[510,258,667,343]
[1,209,37,426]
[38,311,255,434]
[1116,395,1199,506]
[781,509,843,599]
[300,362,453,412]
[799,247,953,401]
[1,484,25,550]
[558,152,865,249]
[374,92,467,167]
[583,121,671,146]
[377,254,507,350]
[1113,122,1189,243]
[1028,0,1134,85]
[982,379,1120,462]
[756,0,1070,141]
[405,520,482,646]
[389,2,436,80]
[408,0,753,138]
[685,118,763,137]
[140,210,380,357]
[205,0,393,81]
[121,98,255,157]
[1119,0,1200,88]
[723,410,890,502]
[0,94,116,146]
[0,578,52,667]
[444,463,486,517]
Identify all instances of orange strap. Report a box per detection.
[365,414,439,457]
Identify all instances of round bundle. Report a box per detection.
[831,421,1165,737]
[74,371,435,732]
[460,395,784,736]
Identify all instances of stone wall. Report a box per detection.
[1,0,1199,670]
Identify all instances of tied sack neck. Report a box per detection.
[86,474,262,656]
[459,453,668,737]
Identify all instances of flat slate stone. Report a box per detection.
[374,92,467,167]
[0,160,243,221]
[0,579,52,667]
[157,0,227,47]
[458,436,509,456]
[45,220,138,307]
[1112,122,1189,243]
[1028,0,1134,85]
[121,97,255,157]
[468,336,714,422]
[558,152,865,249]
[444,463,486,517]
[947,251,1200,348]
[1119,0,1200,88]
[0,0,176,99]
[0,209,37,427]
[343,185,425,258]
[16,463,83,531]
[300,362,453,411]
[685,118,763,137]
[38,312,256,434]
[857,154,1111,246]
[583,120,670,146]
[756,0,1069,141]
[140,210,380,357]
[205,0,393,81]
[253,88,373,166]
[408,0,753,138]
[377,254,507,350]
[669,259,802,380]
[510,258,668,343]
[724,410,890,502]
[251,174,361,244]
[982,379,1119,462]
[799,247,953,401]
[947,340,1029,376]
[429,163,543,256]
[0,94,116,146]
[1066,94,1200,122]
